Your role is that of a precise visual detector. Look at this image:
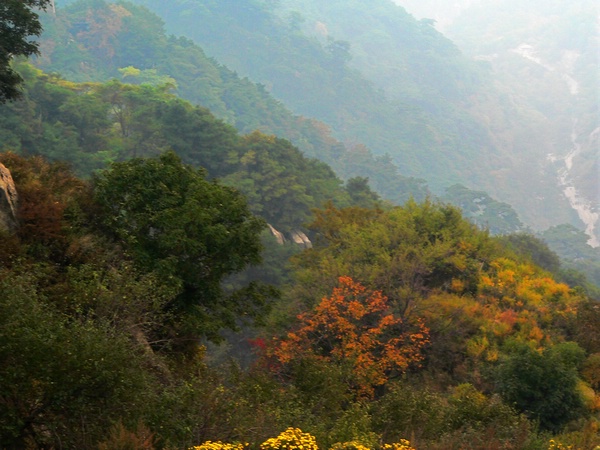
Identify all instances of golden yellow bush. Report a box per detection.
[191,432,416,450]
[382,441,415,450]
[260,427,319,450]
[330,441,371,450]
[547,440,573,450]
[189,441,248,450]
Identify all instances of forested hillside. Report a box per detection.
[0,62,382,235]
[2,148,599,448]
[275,0,481,105]
[37,0,429,205]
[2,1,600,449]
[66,0,506,195]
[117,0,583,234]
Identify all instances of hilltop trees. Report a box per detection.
[291,200,494,316]
[224,131,348,231]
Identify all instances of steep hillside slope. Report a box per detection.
[115,0,507,191]
[396,0,599,245]
[39,0,429,204]
[114,0,580,234]
[0,63,363,234]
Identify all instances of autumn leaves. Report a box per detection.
[273,276,429,398]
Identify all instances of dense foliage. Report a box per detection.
[1,2,599,449]
[272,277,429,398]
[0,63,364,234]
[0,0,51,102]
[93,151,270,344]
[36,0,429,205]
[1,151,599,449]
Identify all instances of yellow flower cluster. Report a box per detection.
[382,441,415,450]
[260,428,319,450]
[546,441,600,450]
[547,440,573,450]
[189,441,248,450]
[330,441,371,450]
[190,431,416,450]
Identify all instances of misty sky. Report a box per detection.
[390,0,479,31]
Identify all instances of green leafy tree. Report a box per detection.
[345,176,380,209]
[224,131,346,231]
[495,341,586,431]
[293,200,494,315]
[0,0,50,102]
[154,96,240,177]
[93,151,271,344]
[499,232,561,274]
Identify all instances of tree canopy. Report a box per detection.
[93,151,271,343]
[0,0,50,102]
[0,151,597,448]
[0,1,599,446]
[272,276,429,398]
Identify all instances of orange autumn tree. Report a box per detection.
[273,276,429,397]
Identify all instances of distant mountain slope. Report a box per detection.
[276,0,481,105]
[449,0,599,245]
[396,0,599,245]
[115,0,506,191]
[39,0,429,205]
[115,0,583,235]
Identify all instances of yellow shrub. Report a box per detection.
[190,442,248,450]
[546,439,586,450]
[330,441,371,450]
[260,428,319,450]
[382,440,415,450]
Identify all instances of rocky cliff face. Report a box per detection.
[0,163,18,233]
[268,224,313,248]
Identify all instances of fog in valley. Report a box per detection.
[394,0,599,245]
